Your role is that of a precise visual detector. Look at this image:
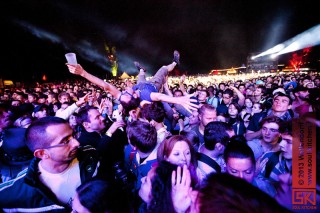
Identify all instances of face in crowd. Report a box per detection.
[279,133,292,160]
[244,98,253,108]
[165,140,192,167]
[139,167,156,203]
[40,123,80,164]
[261,122,280,144]
[0,106,12,130]
[199,108,217,127]
[84,109,106,132]
[188,110,199,125]
[272,95,291,113]
[226,157,255,183]
[222,93,232,105]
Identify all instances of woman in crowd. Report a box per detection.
[227,102,246,136]
[240,97,253,120]
[138,161,180,213]
[157,135,200,185]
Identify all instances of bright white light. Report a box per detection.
[252,24,320,59]
[270,54,277,59]
[254,44,285,58]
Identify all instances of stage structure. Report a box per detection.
[246,53,278,73]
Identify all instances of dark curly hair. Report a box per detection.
[148,161,178,213]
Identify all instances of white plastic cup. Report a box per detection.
[65,53,77,65]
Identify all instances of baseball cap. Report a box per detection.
[284,81,297,90]
[256,80,264,85]
[272,88,286,96]
[33,104,49,113]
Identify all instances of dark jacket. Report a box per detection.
[0,145,100,212]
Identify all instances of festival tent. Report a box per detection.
[120,72,131,79]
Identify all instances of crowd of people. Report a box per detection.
[0,50,319,212]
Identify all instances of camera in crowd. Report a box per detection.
[113,161,137,192]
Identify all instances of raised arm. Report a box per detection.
[179,75,188,95]
[66,64,121,99]
[229,85,245,107]
[150,92,199,114]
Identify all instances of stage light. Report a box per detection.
[252,24,320,59]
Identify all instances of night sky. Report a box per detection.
[1,0,319,82]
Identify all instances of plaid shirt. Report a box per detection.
[259,151,292,182]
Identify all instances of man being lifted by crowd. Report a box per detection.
[66,50,199,116]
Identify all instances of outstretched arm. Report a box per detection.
[150,92,199,114]
[66,64,121,99]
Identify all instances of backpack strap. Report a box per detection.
[264,151,281,178]
[197,153,221,173]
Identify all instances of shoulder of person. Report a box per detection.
[77,145,99,161]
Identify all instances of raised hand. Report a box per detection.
[171,165,192,213]
[66,64,86,76]
[177,93,199,114]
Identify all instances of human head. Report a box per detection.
[224,140,256,183]
[204,121,234,151]
[244,98,253,108]
[188,110,200,125]
[52,102,61,113]
[179,130,200,150]
[69,113,78,128]
[0,104,13,130]
[25,116,80,162]
[16,93,27,103]
[58,91,71,104]
[279,132,292,160]
[47,92,58,104]
[253,85,266,96]
[260,116,282,144]
[218,83,225,91]
[272,93,292,113]
[191,173,291,213]
[252,102,263,114]
[228,103,241,118]
[157,135,197,168]
[222,89,233,105]
[27,93,38,104]
[236,83,244,93]
[73,179,130,213]
[198,104,217,128]
[293,85,309,101]
[37,94,47,104]
[216,113,229,123]
[13,116,32,128]
[11,100,21,107]
[119,94,140,116]
[173,89,183,97]
[32,104,49,119]
[278,121,293,160]
[77,106,106,133]
[245,87,254,96]
[197,90,208,102]
[141,102,166,123]
[139,161,178,212]
[126,120,157,153]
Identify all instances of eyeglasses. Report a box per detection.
[43,135,77,149]
[118,91,134,102]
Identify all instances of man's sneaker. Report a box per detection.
[134,61,146,72]
[173,50,180,65]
